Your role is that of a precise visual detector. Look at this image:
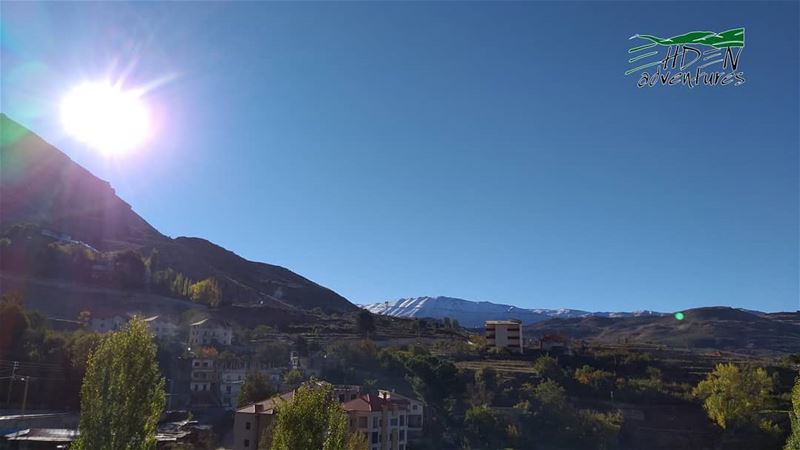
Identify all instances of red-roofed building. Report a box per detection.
[343,392,413,450]
[233,384,422,450]
[539,334,570,352]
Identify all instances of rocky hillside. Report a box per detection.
[361,296,663,328]
[0,114,355,313]
[525,307,800,354]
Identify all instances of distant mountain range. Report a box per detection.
[361,296,664,328]
[362,296,800,354]
[526,307,800,355]
[0,114,355,315]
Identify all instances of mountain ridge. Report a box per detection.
[361,296,665,328]
[0,114,355,313]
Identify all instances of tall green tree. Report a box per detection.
[0,290,28,359]
[72,318,165,450]
[464,405,505,449]
[237,371,276,407]
[270,381,347,450]
[787,377,800,450]
[532,355,566,382]
[692,363,773,430]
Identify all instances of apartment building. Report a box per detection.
[143,315,179,339]
[190,357,216,394]
[343,392,412,450]
[218,365,283,409]
[233,384,422,450]
[485,319,524,354]
[377,390,423,441]
[189,318,233,346]
[233,391,295,449]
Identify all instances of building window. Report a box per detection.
[371,432,379,444]
[246,422,251,430]
[373,417,379,429]
[244,439,250,447]
[359,417,368,428]
[400,415,405,426]
[390,418,398,426]
[400,430,405,441]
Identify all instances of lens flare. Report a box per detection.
[60,82,150,155]
[674,312,685,321]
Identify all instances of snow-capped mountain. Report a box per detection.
[361,296,664,328]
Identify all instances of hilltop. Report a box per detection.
[0,114,355,314]
[525,306,800,354]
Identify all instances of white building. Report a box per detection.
[89,315,127,333]
[377,390,423,441]
[219,365,283,409]
[189,318,233,346]
[190,357,216,394]
[143,315,179,339]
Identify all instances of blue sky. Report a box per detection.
[1,2,797,312]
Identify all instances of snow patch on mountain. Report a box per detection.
[361,296,664,328]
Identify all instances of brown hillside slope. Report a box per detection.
[526,307,800,354]
[0,114,355,313]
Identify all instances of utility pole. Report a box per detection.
[5,361,18,407]
[20,376,30,416]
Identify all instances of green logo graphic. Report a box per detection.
[626,28,746,88]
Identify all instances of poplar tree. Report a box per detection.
[787,377,800,450]
[271,381,347,450]
[72,318,165,450]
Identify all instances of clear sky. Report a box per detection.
[1,2,797,312]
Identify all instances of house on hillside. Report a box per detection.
[190,356,218,408]
[377,390,424,441]
[218,363,283,409]
[485,320,523,354]
[233,390,296,450]
[89,314,127,333]
[189,318,233,346]
[539,334,570,352]
[143,315,179,339]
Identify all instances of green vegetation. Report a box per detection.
[463,405,504,449]
[189,277,223,307]
[0,291,103,409]
[514,379,622,449]
[532,355,566,381]
[237,371,277,407]
[785,377,800,450]
[72,318,165,450]
[270,381,348,450]
[574,364,614,390]
[356,309,376,336]
[693,363,774,430]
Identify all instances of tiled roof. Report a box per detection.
[191,317,231,328]
[342,394,410,412]
[237,391,295,414]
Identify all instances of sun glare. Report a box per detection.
[60,82,150,155]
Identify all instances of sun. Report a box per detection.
[60,82,150,155]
